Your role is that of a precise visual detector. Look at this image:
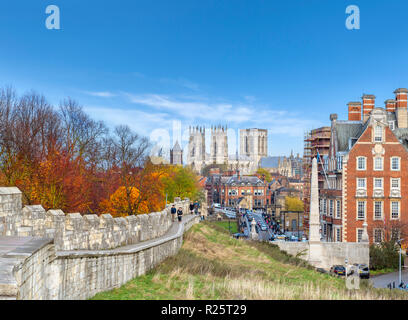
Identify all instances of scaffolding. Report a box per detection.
[302,127,331,236]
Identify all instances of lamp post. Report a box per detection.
[297,211,300,241]
[398,239,404,286]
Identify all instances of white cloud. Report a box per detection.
[84,91,116,98]
[83,92,324,155]
[122,93,322,136]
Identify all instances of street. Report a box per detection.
[251,212,272,241]
[370,270,408,288]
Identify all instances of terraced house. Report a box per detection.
[319,88,408,243]
[218,174,268,210]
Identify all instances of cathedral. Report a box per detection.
[186,125,268,175]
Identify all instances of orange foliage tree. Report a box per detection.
[0,87,202,217]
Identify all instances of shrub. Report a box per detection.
[370,241,399,270]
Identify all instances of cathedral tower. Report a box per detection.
[240,128,268,166]
[187,126,206,172]
[210,125,228,164]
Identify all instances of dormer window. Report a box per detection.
[349,138,358,149]
[389,121,395,130]
[374,125,383,142]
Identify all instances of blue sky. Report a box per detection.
[1,0,408,157]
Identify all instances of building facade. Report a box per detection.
[318,88,408,244]
[205,173,268,209]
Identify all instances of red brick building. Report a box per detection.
[219,175,268,209]
[343,108,408,242]
[206,172,268,209]
[319,88,408,243]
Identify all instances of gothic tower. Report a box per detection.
[170,140,183,165]
[187,126,206,172]
[240,128,268,167]
[210,125,228,164]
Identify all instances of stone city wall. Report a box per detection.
[0,187,190,251]
[0,186,200,300]
[13,215,199,300]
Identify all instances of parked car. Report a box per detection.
[232,233,246,239]
[350,263,370,279]
[316,268,328,274]
[260,224,268,231]
[330,265,346,276]
[275,235,286,241]
[398,283,408,291]
[289,235,298,242]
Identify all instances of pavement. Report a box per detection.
[370,270,408,288]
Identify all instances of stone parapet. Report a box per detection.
[0,187,190,251]
[0,215,199,300]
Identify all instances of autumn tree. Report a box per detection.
[162,166,200,203]
[256,168,272,182]
[100,125,151,215]
[285,196,304,211]
[0,86,199,217]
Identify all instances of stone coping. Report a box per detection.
[0,215,199,298]
[56,214,198,258]
[0,237,53,296]
[0,237,52,259]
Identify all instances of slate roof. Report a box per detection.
[333,114,408,153]
[259,156,285,168]
[393,128,408,150]
[333,120,365,153]
[223,175,264,186]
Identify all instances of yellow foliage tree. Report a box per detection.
[256,168,272,182]
[285,196,304,212]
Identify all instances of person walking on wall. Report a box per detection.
[189,202,194,215]
[171,205,177,222]
[177,207,183,222]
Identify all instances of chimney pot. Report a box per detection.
[395,88,408,128]
[347,102,362,121]
[362,94,376,122]
[385,99,396,112]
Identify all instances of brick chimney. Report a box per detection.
[347,102,362,121]
[385,99,396,112]
[395,88,408,128]
[362,94,375,122]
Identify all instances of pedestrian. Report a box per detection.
[189,202,194,215]
[170,204,177,222]
[177,207,183,222]
[194,204,199,215]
